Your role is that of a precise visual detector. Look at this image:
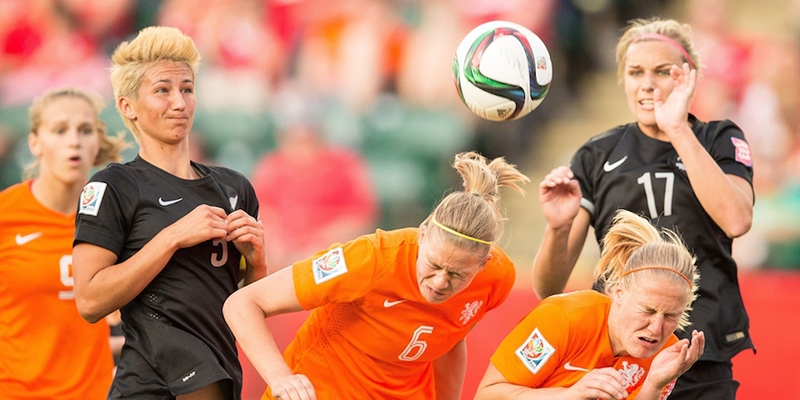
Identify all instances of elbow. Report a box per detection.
[75,297,107,324]
[722,212,753,239]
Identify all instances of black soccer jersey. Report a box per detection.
[570,116,755,362]
[75,156,259,399]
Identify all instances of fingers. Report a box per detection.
[271,374,316,400]
[572,368,627,400]
[540,166,574,188]
[226,210,264,242]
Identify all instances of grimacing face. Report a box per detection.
[609,277,689,360]
[415,229,490,304]
[623,39,687,135]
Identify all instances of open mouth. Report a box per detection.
[638,336,657,344]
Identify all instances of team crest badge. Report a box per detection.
[312,247,348,284]
[730,137,752,167]
[516,327,555,374]
[459,300,484,325]
[79,182,107,216]
[618,360,646,390]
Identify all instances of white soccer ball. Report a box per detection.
[453,21,553,121]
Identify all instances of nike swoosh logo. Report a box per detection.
[603,156,628,172]
[158,197,183,206]
[383,299,407,308]
[564,362,589,372]
[16,232,43,245]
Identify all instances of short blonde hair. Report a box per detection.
[595,210,699,330]
[615,17,703,83]
[24,87,128,179]
[422,151,529,255]
[110,26,201,141]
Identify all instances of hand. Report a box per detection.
[539,166,582,229]
[270,374,316,400]
[226,210,266,266]
[169,205,229,249]
[565,367,628,400]
[647,330,705,388]
[654,62,696,136]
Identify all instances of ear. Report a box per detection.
[479,253,493,270]
[118,97,136,121]
[610,283,625,305]
[28,132,41,158]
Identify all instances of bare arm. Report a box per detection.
[223,266,314,400]
[434,338,466,400]
[475,363,628,400]
[73,205,229,323]
[531,167,592,299]
[656,64,753,238]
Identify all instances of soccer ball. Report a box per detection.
[453,21,552,121]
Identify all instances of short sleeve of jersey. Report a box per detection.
[292,235,381,309]
[74,167,135,256]
[706,120,753,187]
[490,302,568,387]
[569,142,597,214]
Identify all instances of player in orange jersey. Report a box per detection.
[223,151,528,400]
[0,87,127,399]
[476,210,705,400]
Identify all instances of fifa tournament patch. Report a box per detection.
[515,327,555,374]
[79,182,107,216]
[731,137,752,167]
[312,247,348,284]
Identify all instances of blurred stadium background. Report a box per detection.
[1,0,798,398]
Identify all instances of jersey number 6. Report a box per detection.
[398,325,434,361]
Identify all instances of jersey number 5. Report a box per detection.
[211,239,229,267]
[637,172,674,218]
[398,325,434,361]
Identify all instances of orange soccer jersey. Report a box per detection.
[0,181,113,399]
[267,228,515,399]
[490,290,678,397]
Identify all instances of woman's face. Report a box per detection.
[623,40,686,132]
[29,96,100,186]
[609,276,688,359]
[415,230,489,304]
[124,61,195,145]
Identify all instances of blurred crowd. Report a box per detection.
[0,0,799,268]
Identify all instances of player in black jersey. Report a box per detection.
[73,27,267,400]
[532,18,754,399]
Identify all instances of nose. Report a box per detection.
[641,71,656,91]
[170,90,186,110]
[431,270,450,290]
[647,314,664,337]
[67,128,82,147]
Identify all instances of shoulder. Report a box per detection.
[481,246,516,282]
[539,290,609,321]
[693,117,747,143]
[571,123,636,166]
[581,123,633,149]
[201,163,250,183]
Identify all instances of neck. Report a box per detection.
[139,140,196,179]
[30,175,84,215]
[606,305,626,357]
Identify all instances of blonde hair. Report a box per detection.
[24,87,128,179]
[110,26,201,142]
[615,17,703,82]
[595,210,699,330]
[422,151,529,254]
